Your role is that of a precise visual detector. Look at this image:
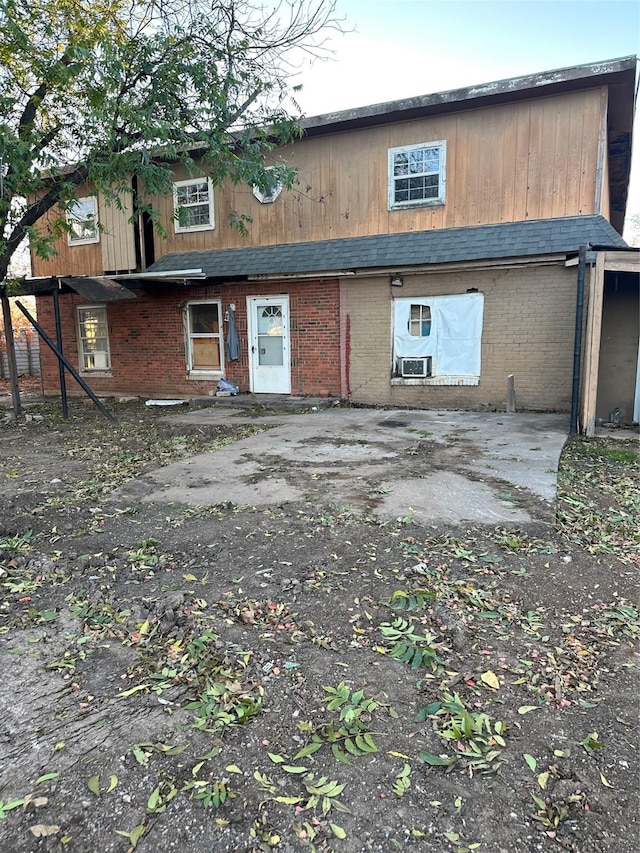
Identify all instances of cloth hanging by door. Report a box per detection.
[225,305,240,361]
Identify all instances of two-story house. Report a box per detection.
[28,56,639,430]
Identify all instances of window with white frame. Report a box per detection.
[77,306,110,371]
[67,197,99,245]
[388,141,446,209]
[186,301,224,373]
[392,293,483,385]
[252,167,284,204]
[173,178,215,232]
[408,303,432,337]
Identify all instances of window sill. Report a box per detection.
[68,237,100,246]
[389,199,445,211]
[80,370,112,378]
[175,224,215,234]
[187,371,224,380]
[391,376,479,387]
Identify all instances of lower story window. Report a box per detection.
[186,301,223,372]
[77,305,110,370]
[392,293,484,385]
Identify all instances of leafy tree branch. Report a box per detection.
[0,0,343,282]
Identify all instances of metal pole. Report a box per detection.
[26,332,33,376]
[52,286,69,418]
[506,374,516,413]
[14,299,115,422]
[570,244,587,435]
[0,290,21,417]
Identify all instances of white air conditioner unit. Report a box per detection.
[399,356,432,378]
[90,351,109,369]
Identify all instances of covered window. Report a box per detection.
[77,305,110,370]
[173,178,215,232]
[393,293,483,385]
[388,141,446,209]
[186,301,223,373]
[67,197,99,245]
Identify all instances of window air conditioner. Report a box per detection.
[399,356,432,378]
[91,352,109,369]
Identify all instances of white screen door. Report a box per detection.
[247,296,291,393]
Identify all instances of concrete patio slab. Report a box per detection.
[114,408,569,525]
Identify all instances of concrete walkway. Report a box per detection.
[115,407,569,526]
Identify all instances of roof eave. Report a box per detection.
[301,56,638,137]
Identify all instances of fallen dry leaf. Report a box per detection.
[480,670,500,690]
[29,824,61,837]
[22,794,48,811]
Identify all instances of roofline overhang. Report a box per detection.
[247,254,570,280]
[150,254,578,284]
[301,56,637,136]
[46,56,636,173]
[111,269,205,281]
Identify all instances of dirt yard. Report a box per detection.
[0,393,638,853]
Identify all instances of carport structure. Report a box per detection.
[580,247,640,435]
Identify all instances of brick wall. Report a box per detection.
[343,264,579,411]
[36,264,582,411]
[36,280,341,399]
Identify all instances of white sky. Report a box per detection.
[292,0,640,237]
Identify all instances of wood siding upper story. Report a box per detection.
[31,86,607,278]
[31,180,127,279]
[98,192,137,273]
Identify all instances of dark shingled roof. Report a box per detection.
[147,215,627,279]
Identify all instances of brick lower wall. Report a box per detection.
[36,262,583,412]
[36,280,341,399]
[343,264,579,411]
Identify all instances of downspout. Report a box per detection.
[569,244,588,434]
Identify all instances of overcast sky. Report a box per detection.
[293,0,639,237]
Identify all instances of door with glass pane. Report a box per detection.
[247,296,290,393]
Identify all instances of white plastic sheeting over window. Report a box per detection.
[393,293,484,383]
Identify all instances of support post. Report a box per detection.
[570,245,588,435]
[507,374,516,413]
[26,332,33,376]
[52,286,69,418]
[581,253,605,437]
[15,299,115,422]
[1,290,21,417]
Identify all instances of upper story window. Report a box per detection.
[388,141,446,210]
[252,168,284,204]
[173,178,215,233]
[67,197,99,245]
[77,305,110,371]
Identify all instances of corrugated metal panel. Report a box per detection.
[0,333,40,377]
[99,193,137,272]
[60,277,137,302]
